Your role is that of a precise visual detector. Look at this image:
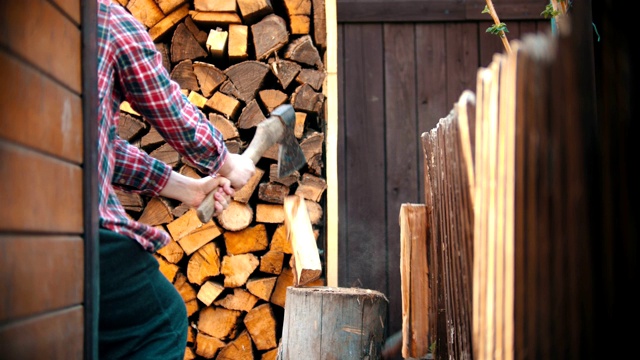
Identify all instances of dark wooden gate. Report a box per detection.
[335,0,550,338]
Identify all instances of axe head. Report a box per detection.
[271,104,306,178]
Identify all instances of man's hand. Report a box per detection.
[217,153,256,189]
[160,171,234,217]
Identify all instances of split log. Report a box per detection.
[251,14,288,60]
[237,99,266,129]
[296,68,326,91]
[258,182,290,204]
[197,280,225,306]
[194,332,225,359]
[149,143,181,167]
[228,24,249,61]
[209,113,240,140]
[269,266,294,307]
[198,306,243,340]
[214,288,260,312]
[255,203,285,223]
[194,0,236,12]
[115,189,144,212]
[269,224,292,254]
[283,0,311,35]
[294,112,306,139]
[283,195,321,286]
[141,126,165,149]
[205,28,228,58]
[217,330,254,359]
[171,23,207,63]
[155,237,185,264]
[258,89,288,113]
[283,35,322,68]
[295,173,327,202]
[236,0,273,24]
[187,241,222,285]
[221,253,260,287]
[137,197,172,225]
[244,303,277,350]
[291,83,324,114]
[193,61,227,97]
[259,250,284,275]
[246,276,277,302]
[148,3,189,41]
[126,0,164,28]
[188,10,243,27]
[174,272,199,317]
[223,60,270,103]
[205,91,241,119]
[117,113,147,141]
[156,254,180,281]
[171,59,200,91]
[223,223,269,255]
[269,59,301,89]
[187,90,207,108]
[184,15,208,46]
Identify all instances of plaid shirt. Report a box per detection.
[97,0,228,252]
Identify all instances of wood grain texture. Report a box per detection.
[280,286,387,359]
[445,22,479,109]
[0,52,83,163]
[415,22,446,200]
[0,0,82,93]
[0,235,84,322]
[383,22,419,336]
[0,142,83,233]
[338,14,551,353]
[0,306,84,359]
[341,24,387,294]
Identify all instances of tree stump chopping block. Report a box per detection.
[278,286,388,359]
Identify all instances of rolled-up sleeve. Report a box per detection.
[112,137,171,195]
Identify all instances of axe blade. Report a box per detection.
[278,134,306,178]
[271,104,306,178]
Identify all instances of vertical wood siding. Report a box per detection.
[337,0,550,337]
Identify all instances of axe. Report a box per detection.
[197,104,306,223]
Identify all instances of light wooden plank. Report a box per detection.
[0,142,83,233]
[0,235,84,322]
[0,52,83,163]
[399,204,429,358]
[324,0,339,288]
[0,0,82,93]
[0,306,84,359]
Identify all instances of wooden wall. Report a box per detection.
[0,0,97,359]
[335,0,550,338]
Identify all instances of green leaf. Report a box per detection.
[482,5,490,14]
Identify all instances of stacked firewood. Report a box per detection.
[113,0,328,358]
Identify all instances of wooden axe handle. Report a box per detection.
[196,113,287,223]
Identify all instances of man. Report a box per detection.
[96,0,255,358]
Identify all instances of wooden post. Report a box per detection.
[279,286,388,359]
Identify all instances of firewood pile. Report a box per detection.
[113,0,329,358]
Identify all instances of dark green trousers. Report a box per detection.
[98,229,187,360]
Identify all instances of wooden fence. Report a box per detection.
[400,0,634,358]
